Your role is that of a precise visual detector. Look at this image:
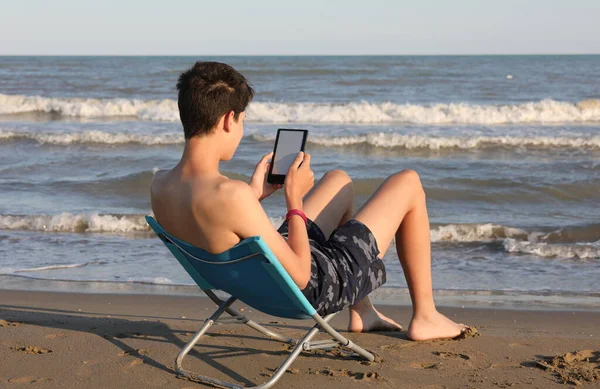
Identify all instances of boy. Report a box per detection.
[151,61,465,340]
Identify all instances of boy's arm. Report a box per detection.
[223,180,311,289]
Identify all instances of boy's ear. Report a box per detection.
[223,111,235,133]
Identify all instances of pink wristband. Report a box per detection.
[285,209,308,224]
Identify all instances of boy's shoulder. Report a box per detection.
[214,178,255,204]
[150,169,168,198]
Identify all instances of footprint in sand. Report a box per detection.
[379,342,419,350]
[360,353,384,365]
[122,331,153,339]
[347,371,383,381]
[118,349,149,369]
[433,351,471,360]
[11,346,52,354]
[308,367,384,381]
[532,349,600,386]
[260,367,299,377]
[410,362,442,370]
[0,320,21,327]
[118,348,149,357]
[7,377,53,384]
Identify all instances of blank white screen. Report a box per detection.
[272,131,304,175]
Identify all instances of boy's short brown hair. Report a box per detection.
[177,62,254,139]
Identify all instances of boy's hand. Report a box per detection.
[284,152,314,209]
[250,152,282,201]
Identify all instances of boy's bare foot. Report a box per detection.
[406,310,467,341]
[348,305,403,333]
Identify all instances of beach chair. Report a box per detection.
[146,216,375,389]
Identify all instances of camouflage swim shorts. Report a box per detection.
[278,218,386,316]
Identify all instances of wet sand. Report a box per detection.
[1,290,599,388]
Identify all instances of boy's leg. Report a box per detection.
[352,170,466,340]
[303,170,402,331]
[302,169,354,238]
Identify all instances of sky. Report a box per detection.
[1,0,599,55]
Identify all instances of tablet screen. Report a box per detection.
[272,130,306,175]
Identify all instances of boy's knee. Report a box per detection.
[324,169,352,185]
[389,169,425,198]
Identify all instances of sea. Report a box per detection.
[1,56,599,310]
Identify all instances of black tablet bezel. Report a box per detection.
[267,128,308,185]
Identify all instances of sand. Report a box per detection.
[1,290,599,388]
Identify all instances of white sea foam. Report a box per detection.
[3,127,598,150]
[0,93,179,121]
[13,263,101,273]
[2,214,597,260]
[300,133,600,150]
[0,213,285,233]
[3,128,599,150]
[0,213,150,233]
[125,276,175,285]
[2,93,600,124]
[250,99,600,124]
[0,129,182,145]
[430,223,529,242]
[503,239,600,259]
[432,224,600,259]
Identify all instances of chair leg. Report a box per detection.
[203,290,296,344]
[301,339,340,351]
[200,292,374,361]
[176,295,238,387]
[176,309,338,389]
[312,313,375,362]
[251,317,328,389]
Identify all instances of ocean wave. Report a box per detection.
[1,213,598,260]
[0,93,179,121]
[431,223,600,259]
[2,213,597,247]
[253,132,600,150]
[12,262,104,273]
[0,213,150,233]
[249,99,600,124]
[2,214,597,260]
[3,128,599,150]
[503,238,600,260]
[430,223,529,242]
[1,93,600,124]
[123,276,175,285]
[0,213,285,234]
[0,129,182,145]
[431,223,600,245]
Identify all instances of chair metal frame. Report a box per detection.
[176,290,375,389]
[146,218,375,388]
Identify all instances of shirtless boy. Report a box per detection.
[151,61,466,340]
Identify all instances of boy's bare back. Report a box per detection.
[151,170,243,254]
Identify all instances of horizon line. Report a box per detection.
[1,53,600,57]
